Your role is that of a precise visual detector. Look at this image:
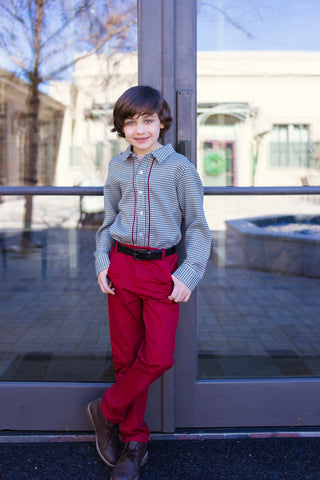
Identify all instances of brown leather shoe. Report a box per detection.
[86,398,122,467]
[111,441,148,480]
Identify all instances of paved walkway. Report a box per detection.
[0,194,320,381]
[198,258,320,378]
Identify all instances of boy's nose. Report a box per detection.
[136,121,146,133]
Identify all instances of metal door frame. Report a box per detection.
[175,190,320,429]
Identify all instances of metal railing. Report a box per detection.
[1,186,320,196]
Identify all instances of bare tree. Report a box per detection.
[197,0,263,39]
[0,0,137,230]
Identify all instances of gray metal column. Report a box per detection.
[138,0,197,432]
[138,0,197,163]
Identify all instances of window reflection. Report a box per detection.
[0,197,114,383]
[197,0,320,380]
[270,124,311,168]
[197,195,320,380]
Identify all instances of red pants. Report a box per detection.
[101,244,179,443]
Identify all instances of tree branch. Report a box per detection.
[198,0,254,39]
[42,17,136,82]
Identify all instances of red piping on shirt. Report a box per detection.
[131,156,155,248]
[147,158,155,247]
[131,159,137,246]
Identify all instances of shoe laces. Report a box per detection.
[104,426,120,447]
[119,443,137,463]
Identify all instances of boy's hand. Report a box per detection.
[169,275,191,303]
[97,268,115,295]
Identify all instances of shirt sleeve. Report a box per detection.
[94,163,121,276]
[173,161,212,290]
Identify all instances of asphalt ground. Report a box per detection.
[1,437,320,479]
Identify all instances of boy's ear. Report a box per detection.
[160,122,164,129]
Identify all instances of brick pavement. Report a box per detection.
[1,195,320,382]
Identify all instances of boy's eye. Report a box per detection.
[145,119,153,124]
[125,120,134,126]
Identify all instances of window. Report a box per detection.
[270,124,310,168]
[69,146,82,167]
[96,141,103,167]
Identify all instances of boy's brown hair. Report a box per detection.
[112,85,172,139]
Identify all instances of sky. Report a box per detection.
[197,0,320,51]
[2,0,319,91]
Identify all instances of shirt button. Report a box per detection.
[139,170,144,174]
[139,190,143,195]
[139,232,143,237]
[139,211,144,215]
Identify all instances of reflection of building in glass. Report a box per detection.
[0,68,64,187]
[197,102,251,187]
[53,51,320,187]
[197,51,320,187]
[2,51,320,188]
[50,53,138,186]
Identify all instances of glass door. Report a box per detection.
[3,0,320,434]
[0,1,165,432]
[0,195,162,431]
[176,191,320,429]
[175,0,320,430]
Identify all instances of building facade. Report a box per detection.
[197,51,320,188]
[0,68,64,187]
[50,51,320,188]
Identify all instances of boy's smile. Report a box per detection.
[123,113,164,158]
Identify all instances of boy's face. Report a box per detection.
[123,113,164,158]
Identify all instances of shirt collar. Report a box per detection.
[120,143,175,164]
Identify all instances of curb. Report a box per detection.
[1,431,320,443]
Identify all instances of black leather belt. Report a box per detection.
[117,243,176,260]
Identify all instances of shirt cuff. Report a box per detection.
[173,262,202,291]
[95,253,110,277]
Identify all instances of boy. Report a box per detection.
[87,85,212,480]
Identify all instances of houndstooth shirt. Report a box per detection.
[94,143,212,290]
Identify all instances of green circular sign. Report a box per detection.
[204,150,226,176]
